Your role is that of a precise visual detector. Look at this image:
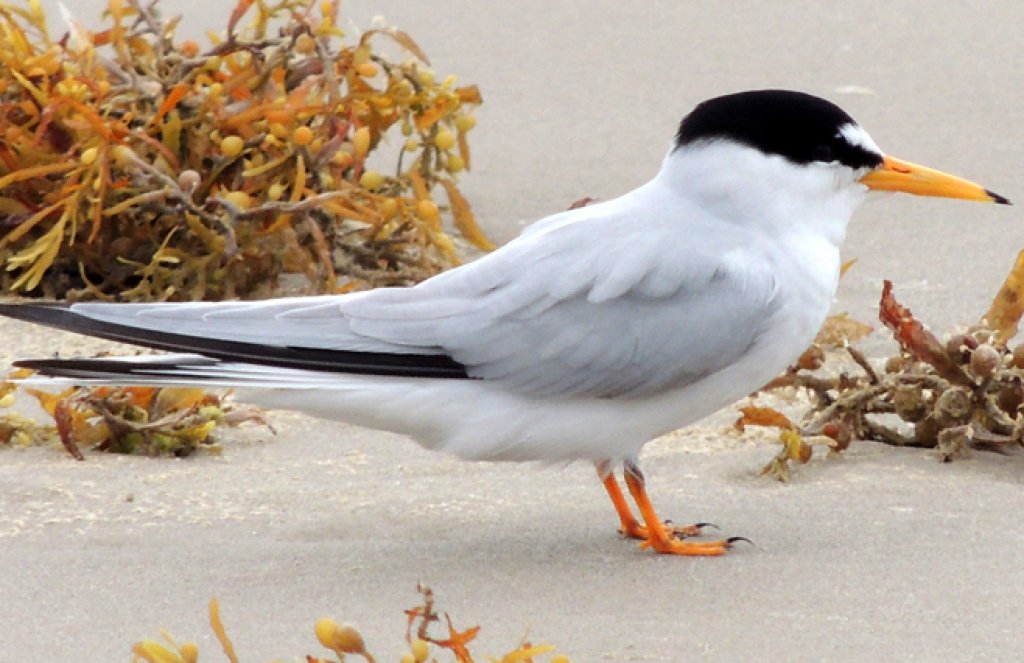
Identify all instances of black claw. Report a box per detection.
[694,522,720,532]
[726,536,754,547]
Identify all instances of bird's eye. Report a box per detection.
[811,144,835,163]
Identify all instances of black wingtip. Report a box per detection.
[986,189,1012,205]
[0,301,470,379]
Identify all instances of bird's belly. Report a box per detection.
[242,378,669,462]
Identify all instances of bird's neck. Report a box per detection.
[654,143,867,250]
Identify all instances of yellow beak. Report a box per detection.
[859,155,1010,204]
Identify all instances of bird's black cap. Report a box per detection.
[674,89,884,170]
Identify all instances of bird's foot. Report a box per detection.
[599,461,752,557]
[619,519,718,541]
[638,533,752,557]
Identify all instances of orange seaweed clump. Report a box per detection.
[0,0,489,301]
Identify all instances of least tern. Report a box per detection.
[0,90,1009,556]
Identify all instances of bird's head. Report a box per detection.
[664,90,1009,233]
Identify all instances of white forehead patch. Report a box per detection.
[838,123,882,156]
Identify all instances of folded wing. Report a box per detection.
[3,196,780,399]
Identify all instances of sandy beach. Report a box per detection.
[2,1,1023,660]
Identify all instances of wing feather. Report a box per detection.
[7,186,780,400]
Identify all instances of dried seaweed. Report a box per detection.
[0,0,489,301]
[981,249,1024,343]
[749,253,1024,479]
[131,585,570,663]
[0,377,50,446]
[1,370,269,457]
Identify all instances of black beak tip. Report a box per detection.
[986,189,1012,205]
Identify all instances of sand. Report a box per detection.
[3,1,1023,661]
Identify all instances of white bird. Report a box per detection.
[0,90,1009,556]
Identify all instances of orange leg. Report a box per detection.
[597,461,646,539]
[596,462,721,547]
[602,461,742,556]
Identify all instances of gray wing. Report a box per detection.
[335,212,780,398]
[66,200,779,399]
